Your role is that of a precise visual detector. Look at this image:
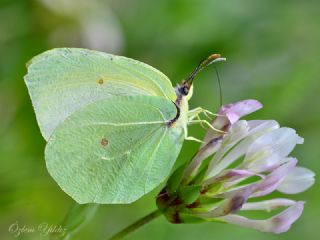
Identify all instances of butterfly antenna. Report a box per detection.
[214,66,223,107]
[185,53,226,85]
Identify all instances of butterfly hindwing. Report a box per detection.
[45,95,184,203]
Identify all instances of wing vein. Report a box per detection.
[112,60,170,99]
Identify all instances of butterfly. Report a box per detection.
[24,48,225,203]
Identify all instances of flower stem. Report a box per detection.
[108,209,162,240]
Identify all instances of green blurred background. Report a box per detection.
[0,0,319,239]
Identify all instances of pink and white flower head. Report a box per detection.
[157,99,315,234]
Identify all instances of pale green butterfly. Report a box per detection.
[24,48,225,204]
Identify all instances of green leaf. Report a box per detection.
[166,164,186,194]
[178,185,201,205]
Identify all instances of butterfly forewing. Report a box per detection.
[25,48,176,140]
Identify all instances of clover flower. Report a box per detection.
[157,99,315,233]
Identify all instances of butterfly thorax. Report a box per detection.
[167,83,192,131]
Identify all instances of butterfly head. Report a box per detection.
[177,80,194,100]
[178,54,226,100]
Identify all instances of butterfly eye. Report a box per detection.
[180,86,189,96]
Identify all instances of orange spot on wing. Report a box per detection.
[98,78,104,84]
[100,138,109,146]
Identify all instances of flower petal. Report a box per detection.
[277,167,315,194]
[205,120,279,180]
[243,127,303,172]
[219,202,304,233]
[220,169,264,180]
[202,100,262,145]
[218,99,263,125]
[247,120,279,135]
[204,169,264,186]
[205,121,249,179]
[219,158,297,198]
[241,198,296,211]
[194,188,252,218]
[183,137,222,180]
[251,158,297,197]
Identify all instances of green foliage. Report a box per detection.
[166,164,186,194]
[178,185,201,205]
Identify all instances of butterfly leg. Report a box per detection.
[188,119,225,133]
[188,107,214,129]
[190,112,206,128]
[185,136,204,143]
[188,107,219,121]
[183,125,204,143]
